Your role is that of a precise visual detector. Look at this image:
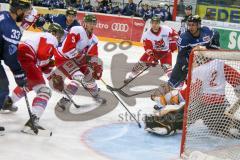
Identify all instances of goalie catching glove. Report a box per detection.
[52,74,64,91]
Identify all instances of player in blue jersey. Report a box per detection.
[0,0,32,134]
[168,15,220,88]
[144,15,222,136]
[43,7,80,32]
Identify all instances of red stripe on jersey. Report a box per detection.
[62,33,81,54]
[37,37,54,61]
[87,44,98,57]
[143,39,154,51]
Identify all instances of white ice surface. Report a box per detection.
[0,31,180,160]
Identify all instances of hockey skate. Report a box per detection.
[56,97,72,112]
[92,95,107,105]
[123,77,133,84]
[22,114,52,136]
[0,126,5,136]
[0,96,18,113]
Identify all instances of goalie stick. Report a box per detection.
[106,66,157,97]
[101,79,142,128]
[108,87,156,97]
[109,66,150,91]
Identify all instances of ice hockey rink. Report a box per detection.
[0,31,181,160]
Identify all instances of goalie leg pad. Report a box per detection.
[144,115,176,136]
[144,108,183,136]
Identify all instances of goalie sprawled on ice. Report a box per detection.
[145,88,186,136]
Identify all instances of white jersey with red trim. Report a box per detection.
[20,32,58,67]
[191,59,240,104]
[142,25,178,54]
[192,59,226,95]
[56,26,98,65]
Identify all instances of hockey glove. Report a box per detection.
[52,74,64,92]
[14,71,27,88]
[41,59,55,74]
[92,63,103,80]
[33,15,46,29]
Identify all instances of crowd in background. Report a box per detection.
[0,0,172,21]
[32,0,172,21]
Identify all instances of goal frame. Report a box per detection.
[180,49,240,157]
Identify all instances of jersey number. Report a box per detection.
[72,36,76,43]
[11,29,21,40]
[209,70,218,87]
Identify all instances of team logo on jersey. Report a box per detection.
[9,44,17,55]
[203,36,210,42]
[154,39,165,50]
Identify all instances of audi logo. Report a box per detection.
[111,23,129,32]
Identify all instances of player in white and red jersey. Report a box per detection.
[51,14,105,110]
[190,59,239,105]
[124,16,178,83]
[187,58,240,137]
[2,23,64,134]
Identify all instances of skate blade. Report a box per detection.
[21,126,52,137]
[0,109,17,114]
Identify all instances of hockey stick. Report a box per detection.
[108,66,150,92]
[106,66,156,97]
[62,89,81,108]
[23,87,38,135]
[101,79,142,128]
[71,58,106,104]
[112,88,156,97]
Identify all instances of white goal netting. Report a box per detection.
[181,50,240,160]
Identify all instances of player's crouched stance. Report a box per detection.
[52,14,105,111]
[144,88,186,136]
[2,23,64,135]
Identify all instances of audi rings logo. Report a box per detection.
[111,23,129,32]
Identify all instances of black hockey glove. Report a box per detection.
[14,71,27,87]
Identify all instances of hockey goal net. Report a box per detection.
[180,50,240,160]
